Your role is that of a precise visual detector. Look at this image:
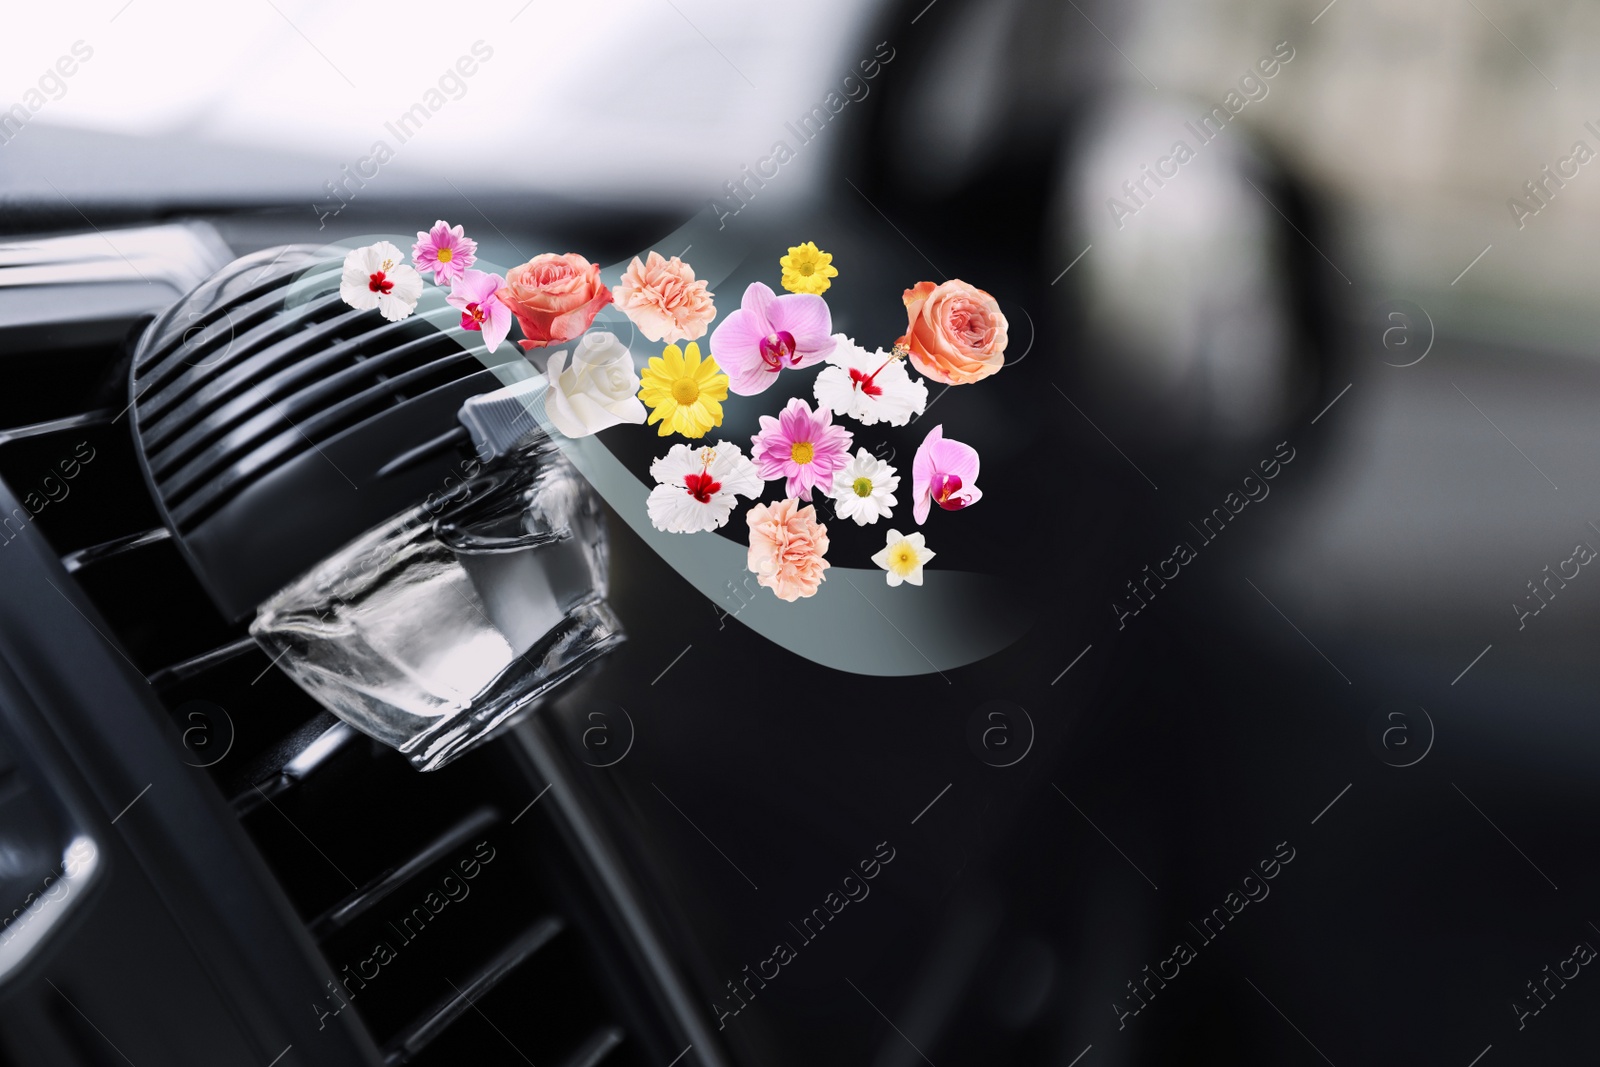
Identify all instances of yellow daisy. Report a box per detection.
[779,241,838,295]
[638,341,729,438]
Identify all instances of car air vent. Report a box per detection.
[0,224,724,1067]
[0,222,229,432]
[128,245,503,623]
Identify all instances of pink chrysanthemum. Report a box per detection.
[412,220,477,285]
[751,397,854,501]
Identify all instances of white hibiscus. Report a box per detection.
[871,529,935,587]
[339,241,424,322]
[647,440,763,533]
[828,448,899,525]
[813,332,928,427]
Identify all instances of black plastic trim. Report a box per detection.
[308,806,500,941]
[380,916,566,1065]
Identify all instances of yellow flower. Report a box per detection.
[638,341,729,438]
[779,241,838,295]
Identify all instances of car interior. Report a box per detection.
[3,0,1599,1064]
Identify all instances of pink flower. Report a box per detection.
[900,279,1008,385]
[911,424,982,524]
[498,252,613,350]
[614,251,717,344]
[709,281,835,396]
[446,270,511,353]
[751,397,853,501]
[412,220,477,285]
[746,498,830,602]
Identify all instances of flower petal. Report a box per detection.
[777,397,813,441]
[727,361,779,396]
[912,424,943,495]
[482,299,512,353]
[767,293,834,353]
[931,436,981,485]
[740,281,777,326]
[708,308,766,356]
[661,344,685,376]
[708,309,771,394]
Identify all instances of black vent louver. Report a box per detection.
[129,245,500,622]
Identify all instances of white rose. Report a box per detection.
[543,332,647,438]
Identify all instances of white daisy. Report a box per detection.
[813,333,928,427]
[871,528,935,587]
[339,241,424,322]
[828,448,899,525]
[647,440,763,533]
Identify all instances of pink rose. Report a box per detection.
[614,251,717,344]
[898,279,1009,386]
[497,252,614,350]
[746,498,830,602]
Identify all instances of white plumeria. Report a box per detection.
[339,241,424,322]
[828,448,898,526]
[647,440,763,534]
[871,528,935,587]
[813,333,928,427]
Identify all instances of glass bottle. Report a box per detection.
[251,424,622,771]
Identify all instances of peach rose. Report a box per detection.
[898,279,1009,385]
[497,252,614,350]
[746,498,830,602]
[614,251,717,344]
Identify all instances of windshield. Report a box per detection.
[2,0,882,204]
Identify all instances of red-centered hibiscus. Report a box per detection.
[683,465,722,503]
[813,333,928,427]
[338,241,423,322]
[646,442,763,534]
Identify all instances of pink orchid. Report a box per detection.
[412,220,477,285]
[751,397,854,501]
[446,270,511,353]
[709,281,836,396]
[911,424,982,524]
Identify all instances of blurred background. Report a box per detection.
[10,0,1600,331]
[4,0,1600,1065]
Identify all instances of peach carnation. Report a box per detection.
[899,279,1009,386]
[614,251,717,344]
[746,498,830,602]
